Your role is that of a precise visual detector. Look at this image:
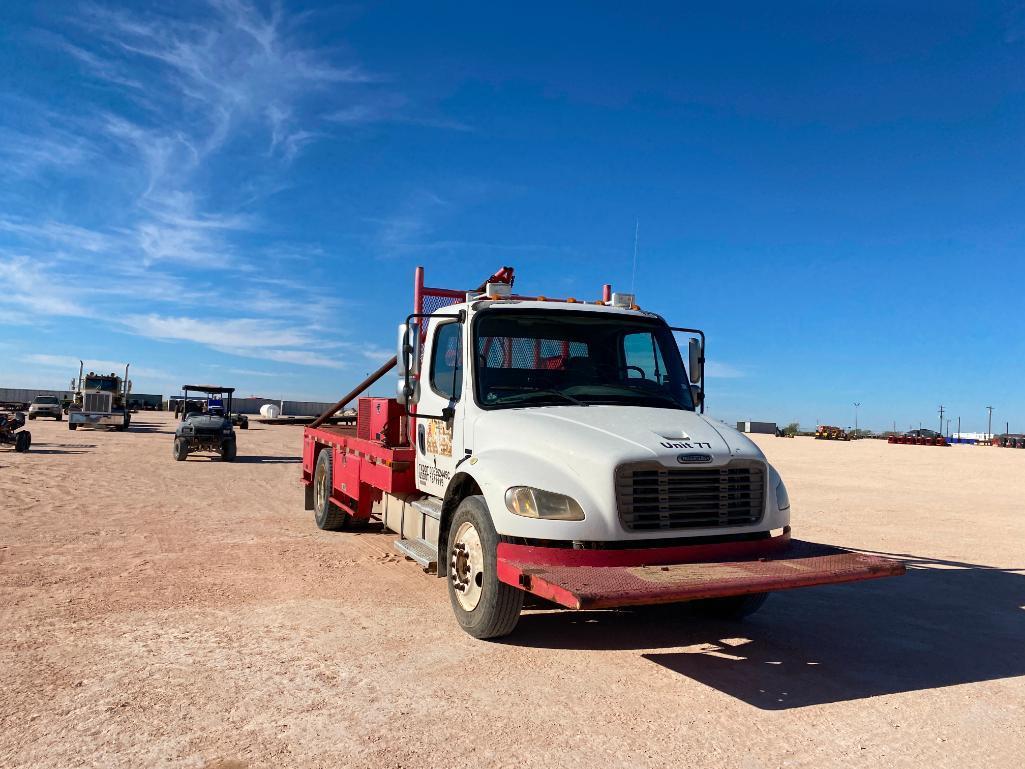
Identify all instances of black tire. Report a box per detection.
[693,592,769,620]
[14,431,31,452]
[221,439,237,462]
[240,420,248,430]
[68,422,77,431]
[55,412,62,422]
[173,437,189,461]
[313,450,349,530]
[446,495,523,639]
[28,413,35,420]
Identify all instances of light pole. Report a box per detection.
[853,402,860,438]
[986,406,994,441]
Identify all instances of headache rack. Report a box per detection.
[615,459,766,531]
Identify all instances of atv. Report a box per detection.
[172,385,238,462]
[0,403,32,452]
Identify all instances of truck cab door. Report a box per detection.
[414,317,466,496]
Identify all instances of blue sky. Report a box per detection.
[1,1,1023,432]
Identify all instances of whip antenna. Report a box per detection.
[631,219,639,293]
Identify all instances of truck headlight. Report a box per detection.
[775,478,791,511]
[505,487,585,521]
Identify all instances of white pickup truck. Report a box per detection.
[302,267,903,639]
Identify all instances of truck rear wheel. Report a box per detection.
[313,450,349,530]
[221,439,237,462]
[447,495,523,640]
[173,437,189,461]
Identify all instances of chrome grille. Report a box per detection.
[84,392,112,413]
[615,460,766,531]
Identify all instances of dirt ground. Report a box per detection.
[2,413,1023,769]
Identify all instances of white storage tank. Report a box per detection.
[260,403,281,419]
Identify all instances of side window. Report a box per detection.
[622,331,667,384]
[430,322,463,400]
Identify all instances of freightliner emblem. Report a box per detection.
[677,453,713,464]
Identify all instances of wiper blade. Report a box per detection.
[488,387,588,407]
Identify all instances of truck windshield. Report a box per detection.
[474,310,695,411]
[84,378,118,392]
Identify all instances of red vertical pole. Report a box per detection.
[602,283,612,303]
[414,265,424,315]
[408,265,425,443]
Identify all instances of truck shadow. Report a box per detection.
[507,553,1025,710]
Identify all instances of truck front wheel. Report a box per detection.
[447,496,523,640]
[313,450,349,531]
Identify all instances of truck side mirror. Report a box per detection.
[396,322,420,377]
[688,337,703,384]
[396,322,421,406]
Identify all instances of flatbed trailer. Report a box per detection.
[301,266,904,638]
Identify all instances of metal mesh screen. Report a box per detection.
[477,337,588,370]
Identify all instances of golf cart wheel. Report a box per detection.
[313,450,349,531]
[173,437,189,462]
[14,431,31,452]
[68,422,77,431]
[447,495,523,640]
[693,592,769,620]
[221,439,237,462]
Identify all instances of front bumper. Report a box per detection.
[496,531,905,609]
[69,412,125,426]
[29,409,61,417]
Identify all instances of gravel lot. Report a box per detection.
[2,412,1023,768]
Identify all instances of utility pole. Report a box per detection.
[938,405,944,436]
[945,418,950,436]
[853,402,860,438]
[957,416,960,438]
[986,406,994,441]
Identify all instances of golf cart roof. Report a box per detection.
[181,385,235,394]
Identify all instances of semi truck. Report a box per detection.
[301,266,904,639]
[68,361,132,431]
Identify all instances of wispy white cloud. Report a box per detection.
[24,353,171,381]
[705,361,746,379]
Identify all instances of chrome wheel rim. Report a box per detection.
[314,460,327,513]
[450,521,484,611]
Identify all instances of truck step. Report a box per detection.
[395,538,438,573]
[410,496,443,520]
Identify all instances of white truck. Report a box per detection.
[68,361,132,431]
[302,266,903,639]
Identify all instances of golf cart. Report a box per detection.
[0,402,32,452]
[172,386,238,462]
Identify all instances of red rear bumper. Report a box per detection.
[496,533,905,610]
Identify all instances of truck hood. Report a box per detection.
[472,406,763,470]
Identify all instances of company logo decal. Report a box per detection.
[677,453,713,464]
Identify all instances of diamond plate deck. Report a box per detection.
[496,540,905,610]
